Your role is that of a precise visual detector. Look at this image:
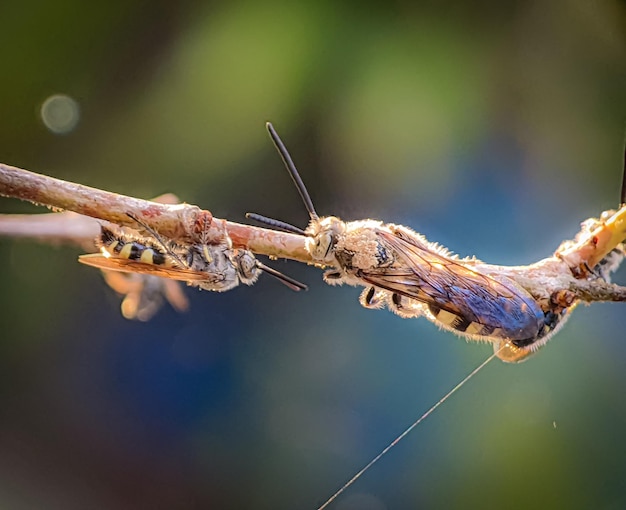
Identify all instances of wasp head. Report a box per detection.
[305,216,346,264]
[232,250,261,285]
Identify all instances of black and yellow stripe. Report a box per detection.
[98,226,173,267]
[426,303,496,337]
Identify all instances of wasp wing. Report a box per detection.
[79,254,221,283]
[359,229,544,341]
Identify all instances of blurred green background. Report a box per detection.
[0,1,625,509]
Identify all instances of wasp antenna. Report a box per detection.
[256,262,308,291]
[126,212,163,240]
[266,122,319,221]
[126,212,186,267]
[245,212,307,235]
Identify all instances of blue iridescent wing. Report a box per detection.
[358,228,545,341]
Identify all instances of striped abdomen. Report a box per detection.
[98,226,174,267]
[426,303,498,337]
[426,301,567,347]
[388,292,565,348]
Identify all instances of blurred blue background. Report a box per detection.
[0,1,625,509]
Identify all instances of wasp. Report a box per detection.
[79,212,307,293]
[249,123,625,363]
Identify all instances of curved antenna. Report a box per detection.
[245,212,306,235]
[256,262,308,291]
[126,212,186,267]
[266,122,319,221]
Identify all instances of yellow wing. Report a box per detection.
[79,254,215,282]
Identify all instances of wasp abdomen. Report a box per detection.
[427,304,497,337]
[98,226,173,267]
[511,309,568,348]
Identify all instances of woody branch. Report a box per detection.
[1,161,625,305]
[0,162,311,263]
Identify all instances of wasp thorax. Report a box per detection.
[305,216,346,264]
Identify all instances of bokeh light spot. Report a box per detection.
[40,94,80,134]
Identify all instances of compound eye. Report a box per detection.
[237,252,258,279]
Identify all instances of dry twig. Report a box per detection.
[0,162,310,263]
[1,152,625,332]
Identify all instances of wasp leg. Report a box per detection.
[359,287,386,309]
[322,270,345,285]
[386,293,426,319]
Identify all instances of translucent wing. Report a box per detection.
[78,254,220,283]
[359,228,545,341]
